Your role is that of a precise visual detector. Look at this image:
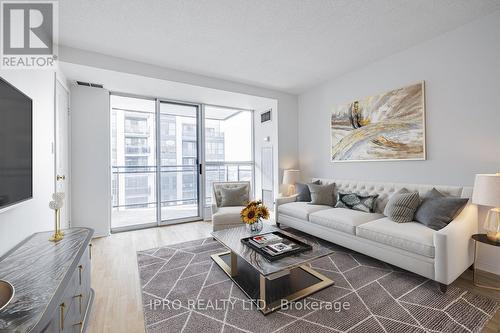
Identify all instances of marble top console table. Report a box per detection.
[0,228,94,332]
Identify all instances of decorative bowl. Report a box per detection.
[0,280,15,312]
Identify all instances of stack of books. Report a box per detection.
[249,233,300,257]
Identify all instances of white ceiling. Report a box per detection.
[59,0,500,94]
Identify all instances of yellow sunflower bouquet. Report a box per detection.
[240,200,270,225]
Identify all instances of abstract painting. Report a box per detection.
[331,82,425,162]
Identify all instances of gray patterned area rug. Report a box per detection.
[137,231,498,333]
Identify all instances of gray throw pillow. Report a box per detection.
[307,183,335,206]
[414,188,468,230]
[383,188,420,223]
[335,192,379,213]
[295,180,320,202]
[219,186,249,207]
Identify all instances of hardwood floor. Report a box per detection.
[86,221,499,333]
[87,221,213,333]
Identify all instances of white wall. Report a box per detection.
[253,104,278,206]
[0,71,55,256]
[70,86,111,237]
[298,11,500,274]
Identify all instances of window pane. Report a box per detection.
[159,102,199,221]
[204,106,253,206]
[110,95,157,229]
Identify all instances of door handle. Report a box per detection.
[56,175,66,181]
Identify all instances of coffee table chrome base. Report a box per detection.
[211,250,334,315]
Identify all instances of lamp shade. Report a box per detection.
[472,174,500,207]
[283,169,300,185]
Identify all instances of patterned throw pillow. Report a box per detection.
[383,188,420,223]
[334,192,379,213]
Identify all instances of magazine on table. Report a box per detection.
[261,239,300,256]
[241,231,313,261]
[248,233,283,248]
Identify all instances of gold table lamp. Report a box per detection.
[283,169,300,196]
[472,173,500,243]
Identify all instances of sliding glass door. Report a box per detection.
[110,94,254,232]
[159,101,201,225]
[110,95,202,231]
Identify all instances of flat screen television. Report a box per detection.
[0,77,33,209]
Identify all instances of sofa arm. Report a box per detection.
[211,203,218,216]
[274,194,298,222]
[433,204,478,284]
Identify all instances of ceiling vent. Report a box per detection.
[76,81,104,89]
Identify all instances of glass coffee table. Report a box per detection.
[211,224,334,314]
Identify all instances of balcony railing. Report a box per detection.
[111,162,254,208]
[112,165,198,208]
[125,147,151,154]
[205,161,254,205]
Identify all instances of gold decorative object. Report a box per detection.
[0,280,15,311]
[483,208,500,243]
[49,192,65,242]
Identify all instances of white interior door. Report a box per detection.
[55,80,70,228]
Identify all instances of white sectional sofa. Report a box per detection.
[276,178,477,290]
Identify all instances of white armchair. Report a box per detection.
[211,181,251,232]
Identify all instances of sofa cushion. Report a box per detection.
[308,183,336,206]
[356,217,435,258]
[212,206,245,226]
[414,188,469,230]
[213,182,250,207]
[383,189,420,223]
[219,186,249,207]
[309,208,384,235]
[277,202,331,220]
[335,192,379,213]
[295,180,320,202]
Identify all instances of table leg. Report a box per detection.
[230,251,238,277]
[473,240,477,285]
[259,274,267,311]
[472,239,500,291]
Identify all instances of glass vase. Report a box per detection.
[248,219,263,234]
